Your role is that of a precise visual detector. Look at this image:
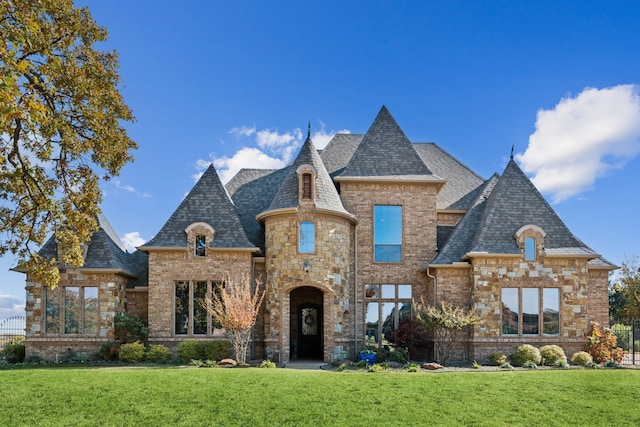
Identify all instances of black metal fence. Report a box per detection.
[0,316,25,348]
[611,320,640,365]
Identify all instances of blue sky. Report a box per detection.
[2,0,640,316]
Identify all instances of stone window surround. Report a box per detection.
[174,279,225,336]
[296,164,317,202]
[514,224,546,261]
[501,286,560,337]
[44,285,99,336]
[185,222,216,259]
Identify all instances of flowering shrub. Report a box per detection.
[540,345,566,366]
[510,344,541,367]
[570,351,593,366]
[586,322,625,364]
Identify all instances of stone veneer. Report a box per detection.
[24,270,127,361]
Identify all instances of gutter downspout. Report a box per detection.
[354,224,359,357]
[425,265,437,362]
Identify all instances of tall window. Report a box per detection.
[374,205,402,262]
[174,280,225,335]
[44,286,98,335]
[302,173,312,199]
[365,284,412,347]
[502,287,559,336]
[524,237,536,261]
[195,235,206,257]
[299,221,315,253]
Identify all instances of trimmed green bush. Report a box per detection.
[540,345,567,366]
[510,344,541,367]
[487,352,507,366]
[119,341,146,363]
[1,336,25,364]
[570,351,593,366]
[202,340,233,361]
[114,314,149,344]
[258,359,276,368]
[146,345,172,364]
[177,339,202,363]
[98,340,120,361]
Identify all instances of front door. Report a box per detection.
[297,303,322,359]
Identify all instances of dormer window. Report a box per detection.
[195,235,206,257]
[296,164,317,202]
[524,237,536,261]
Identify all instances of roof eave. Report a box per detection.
[335,176,446,189]
[257,207,357,224]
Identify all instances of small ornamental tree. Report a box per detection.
[203,274,264,365]
[586,321,625,364]
[415,300,482,365]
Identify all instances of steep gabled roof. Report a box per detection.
[319,133,363,177]
[430,175,499,265]
[142,165,256,249]
[225,167,290,250]
[468,159,598,257]
[413,143,485,210]
[337,106,437,180]
[260,132,350,216]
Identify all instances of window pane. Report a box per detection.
[398,302,412,322]
[45,287,60,334]
[365,284,379,299]
[193,281,208,335]
[381,284,395,299]
[195,235,206,257]
[381,302,395,346]
[211,281,224,331]
[522,288,539,335]
[64,287,80,334]
[524,237,536,261]
[365,302,379,346]
[301,308,318,336]
[374,206,402,262]
[501,288,519,335]
[175,281,189,334]
[83,287,99,335]
[398,284,412,299]
[543,288,560,335]
[299,222,315,253]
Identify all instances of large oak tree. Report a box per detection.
[1,0,136,286]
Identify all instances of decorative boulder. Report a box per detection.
[218,358,238,367]
[421,362,444,370]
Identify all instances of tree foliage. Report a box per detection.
[415,300,482,365]
[203,274,264,365]
[0,0,136,287]
[609,255,640,323]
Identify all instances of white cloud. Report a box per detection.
[121,231,146,252]
[228,125,256,139]
[0,294,25,318]
[213,147,287,183]
[194,122,351,184]
[516,85,640,203]
[113,179,152,198]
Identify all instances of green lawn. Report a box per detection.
[1,366,639,426]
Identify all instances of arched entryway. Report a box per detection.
[290,286,323,360]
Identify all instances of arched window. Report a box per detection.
[195,235,206,257]
[299,222,315,253]
[302,173,312,199]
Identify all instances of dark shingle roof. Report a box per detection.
[338,106,436,179]
[226,167,290,250]
[142,165,256,249]
[430,175,499,265]
[319,133,363,177]
[263,134,350,215]
[413,143,485,210]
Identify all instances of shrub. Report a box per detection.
[487,352,507,366]
[355,360,368,369]
[119,341,146,363]
[258,359,276,368]
[202,340,233,361]
[570,351,593,366]
[177,339,203,363]
[540,345,567,366]
[368,363,387,372]
[98,340,120,361]
[554,359,568,368]
[603,359,619,368]
[522,361,538,369]
[586,322,625,364]
[389,348,408,364]
[145,345,172,364]
[1,336,25,364]
[114,314,149,344]
[500,362,514,370]
[510,344,541,367]
[472,360,481,369]
[406,362,420,372]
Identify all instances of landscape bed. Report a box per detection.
[2,366,640,426]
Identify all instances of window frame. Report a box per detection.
[44,285,99,336]
[373,205,403,263]
[174,280,225,336]
[501,287,560,337]
[365,283,413,348]
[524,237,536,261]
[195,235,207,257]
[298,221,315,253]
